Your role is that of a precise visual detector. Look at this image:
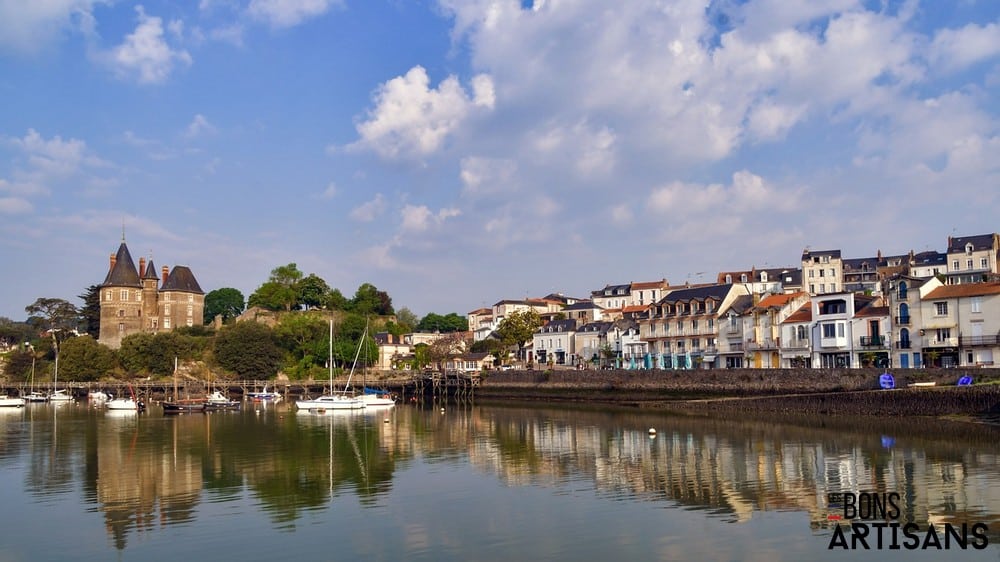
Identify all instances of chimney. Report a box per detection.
[109,253,116,272]
[139,256,146,277]
[162,265,169,286]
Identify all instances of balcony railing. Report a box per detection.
[959,335,1000,346]
[859,335,886,347]
[745,340,778,351]
[783,339,810,350]
[895,340,912,349]
[924,337,959,348]
[729,342,744,352]
[895,315,910,325]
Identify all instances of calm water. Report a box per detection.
[2,400,1000,561]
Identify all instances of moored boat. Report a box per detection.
[247,385,282,401]
[48,389,73,402]
[106,397,143,411]
[205,390,241,410]
[0,395,26,408]
[24,391,49,403]
[163,399,206,414]
[360,389,396,407]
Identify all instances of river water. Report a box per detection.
[1,400,999,561]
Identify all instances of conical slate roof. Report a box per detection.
[142,258,160,282]
[102,243,141,288]
[161,265,204,294]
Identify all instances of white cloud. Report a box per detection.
[185,114,217,138]
[0,196,33,214]
[929,22,1000,73]
[319,182,337,199]
[350,193,385,222]
[459,156,517,196]
[400,204,461,232]
[107,6,192,84]
[0,0,103,53]
[2,129,113,201]
[249,0,342,28]
[610,204,632,225]
[352,66,496,160]
[648,171,801,215]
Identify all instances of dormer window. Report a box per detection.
[760,272,768,283]
[966,243,974,255]
[740,274,748,283]
[725,274,732,283]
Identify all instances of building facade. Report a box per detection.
[99,240,205,349]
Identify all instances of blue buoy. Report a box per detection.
[957,375,973,386]
[879,372,895,390]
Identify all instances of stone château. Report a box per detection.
[98,239,205,349]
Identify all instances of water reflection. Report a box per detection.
[0,402,998,559]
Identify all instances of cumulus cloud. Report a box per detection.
[107,6,192,84]
[352,66,496,160]
[929,22,1000,73]
[459,156,517,196]
[319,182,337,200]
[350,193,385,222]
[0,0,103,53]
[185,114,217,138]
[400,204,461,232]
[0,196,33,214]
[648,171,801,215]
[249,0,342,28]
[2,129,113,200]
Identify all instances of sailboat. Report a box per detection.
[247,384,282,401]
[107,384,145,411]
[296,319,365,412]
[48,339,72,402]
[163,357,206,414]
[25,354,48,402]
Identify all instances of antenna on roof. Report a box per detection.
[121,218,126,242]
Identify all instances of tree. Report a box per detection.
[274,313,329,379]
[204,287,245,323]
[248,263,303,311]
[395,307,419,331]
[0,317,35,349]
[78,285,102,337]
[350,283,393,315]
[3,350,35,381]
[426,332,469,372]
[496,309,542,362]
[214,321,284,379]
[25,297,80,333]
[416,312,467,332]
[325,288,349,310]
[296,274,331,310]
[58,336,115,381]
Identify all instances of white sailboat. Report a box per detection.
[296,319,365,412]
[25,354,48,402]
[48,337,72,402]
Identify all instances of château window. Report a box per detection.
[967,259,973,269]
[120,290,128,300]
[118,323,125,333]
[164,306,171,316]
[982,258,989,269]
[188,294,194,303]
[186,318,193,327]
[953,260,960,270]
[105,290,112,301]
[164,318,171,329]
[187,305,193,317]
[117,309,124,317]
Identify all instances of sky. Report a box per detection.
[0,0,998,321]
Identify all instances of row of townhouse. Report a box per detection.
[523,278,1000,370]
[467,232,1000,370]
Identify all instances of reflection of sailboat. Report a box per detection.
[163,358,206,414]
[296,320,364,412]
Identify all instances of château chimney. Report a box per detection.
[109,253,116,272]
[139,256,146,277]
[162,265,169,286]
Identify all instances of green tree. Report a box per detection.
[3,349,35,381]
[25,297,80,333]
[78,285,102,338]
[274,313,329,379]
[0,317,35,349]
[214,321,284,379]
[395,307,418,331]
[496,310,542,363]
[325,288,349,310]
[248,263,304,311]
[58,336,115,381]
[417,312,468,332]
[350,283,393,315]
[204,287,245,324]
[118,333,155,374]
[297,274,331,310]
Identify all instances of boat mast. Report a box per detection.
[345,320,367,393]
[329,318,334,395]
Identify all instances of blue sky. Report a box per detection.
[1,0,998,321]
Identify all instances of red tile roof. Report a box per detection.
[925,282,1000,299]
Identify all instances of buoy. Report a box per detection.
[384,418,389,423]
[648,428,656,435]
[440,407,445,412]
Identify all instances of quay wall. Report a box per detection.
[478,368,1000,416]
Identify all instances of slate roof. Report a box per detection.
[658,283,733,304]
[161,265,204,294]
[911,251,947,267]
[802,249,842,260]
[539,319,577,333]
[578,321,613,334]
[102,242,141,288]
[948,234,997,253]
[563,300,601,311]
[142,258,160,282]
[725,294,755,315]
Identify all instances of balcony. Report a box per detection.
[745,339,778,351]
[783,338,810,351]
[895,315,910,325]
[959,335,1000,347]
[859,335,886,348]
[924,337,959,348]
[729,342,744,352]
[895,340,912,349]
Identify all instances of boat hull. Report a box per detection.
[295,395,365,411]
[163,401,206,414]
[0,397,26,408]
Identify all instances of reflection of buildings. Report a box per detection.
[462,409,1000,534]
[95,414,203,550]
